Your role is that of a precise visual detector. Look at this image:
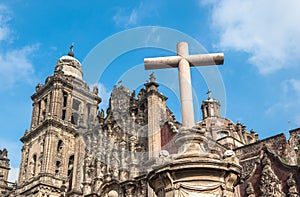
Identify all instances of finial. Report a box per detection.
[150,72,156,83]
[118,80,122,87]
[68,44,74,57]
[207,89,211,100]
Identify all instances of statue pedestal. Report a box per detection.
[147,126,241,197]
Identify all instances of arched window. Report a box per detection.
[86,104,91,122]
[57,140,63,153]
[37,101,41,123]
[43,98,47,120]
[62,92,68,120]
[55,160,61,174]
[67,155,75,192]
[68,155,74,177]
[71,113,79,125]
[32,154,37,176]
[72,99,81,111]
[63,92,68,107]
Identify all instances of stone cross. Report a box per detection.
[207,89,212,100]
[144,42,224,127]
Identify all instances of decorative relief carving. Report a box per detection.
[287,173,299,197]
[240,157,259,180]
[260,154,284,197]
[176,183,222,197]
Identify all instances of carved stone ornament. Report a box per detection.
[287,173,299,197]
[260,154,284,197]
[240,156,259,180]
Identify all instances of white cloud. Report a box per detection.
[0,45,38,90]
[205,0,300,74]
[144,27,161,45]
[113,2,155,28]
[0,4,38,90]
[8,167,19,182]
[128,9,137,26]
[113,8,139,27]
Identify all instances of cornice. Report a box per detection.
[31,73,101,104]
[21,117,77,143]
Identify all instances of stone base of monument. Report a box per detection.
[147,126,242,197]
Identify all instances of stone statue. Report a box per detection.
[93,86,99,95]
[99,109,105,119]
[245,182,255,197]
[2,149,7,157]
[131,90,136,98]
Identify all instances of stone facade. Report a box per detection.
[0,149,15,195]
[2,49,300,196]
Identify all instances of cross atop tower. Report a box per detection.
[207,89,212,100]
[144,42,224,127]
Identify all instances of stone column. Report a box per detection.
[66,93,73,122]
[94,161,104,191]
[18,145,28,183]
[46,93,51,118]
[41,130,55,174]
[51,86,62,118]
[129,136,139,179]
[69,137,85,196]
[147,93,166,159]
[38,100,45,123]
[119,141,128,182]
[104,128,113,182]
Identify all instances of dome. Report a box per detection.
[55,54,83,80]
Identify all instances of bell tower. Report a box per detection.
[201,90,221,119]
[16,47,101,196]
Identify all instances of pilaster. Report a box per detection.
[31,101,39,129]
[145,73,167,159]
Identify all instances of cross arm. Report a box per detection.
[187,53,224,67]
[144,56,181,70]
[144,53,224,70]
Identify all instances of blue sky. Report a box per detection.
[1,0,300,181]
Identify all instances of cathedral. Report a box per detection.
[0,46,299,197]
